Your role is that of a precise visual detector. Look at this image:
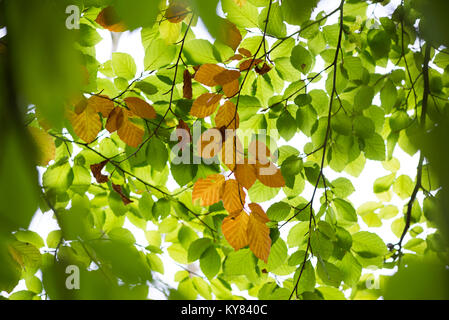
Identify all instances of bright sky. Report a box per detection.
[8,0,434,300]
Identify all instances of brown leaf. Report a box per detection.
[95,6,127,32]
[90,160,109,183]
[124,97,156,119]
[239,58,263,71]
[165,3,189,23]
[88,95,114,117]
[217,19,242,51]
[255,63,272,75]
[222,210,249,250]
[183,69,193,99]
[213,69,241,85]
[105,107,125,133]
[117,118,144,148]
[189,93,223,118]
[238,48,252,58]
[192,174,225,207]
[222,79,240,97]
[222,179,246,214]
[247,203,271,263]
[112,183,133,205]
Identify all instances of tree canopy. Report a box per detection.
[0,0,449,300]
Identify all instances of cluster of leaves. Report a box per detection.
[1,0,449,300]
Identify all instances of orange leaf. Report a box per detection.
[222,179,246,214]
[247,203,271,263]
[117,118,144,148]
[90,160,109,183]
[215,101,239,129]
[165,3,189,23]
[197,128,223,159]
[183,69,193,99]
[217,19,242,51]
[69,103,102,143]
[192,174,225,207]
[234,162,257,190]
[28,127,55,166]
[194,64,225,87]
[112,183,133,205]
[222,211,249,250]
[88,95,114,117]
[95,6,127,32]
[222,79,240,97]
[189,93,223,118]
[255,161,285,188]
[124,97,156,119]
[213,69,241,86]
[220,133,243,171]
[105,107,124,133]
[248,140,272,162]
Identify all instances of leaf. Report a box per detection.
[393,175,414,200]
[197,128,223,159]
[222,210,249,250]
[112,52,136,80]
[189,93,223,118]
[290,45,313,75]
[217,19,242,51]
[28,127,55,166]
[234,162,257,189]
[277,111,297,141]
[183,69,193,99]
[95,6,127,32]
[90,159,109,183]
[352,231,388,258]
[112,183,133,205]
[105,107,125,133]
[247,203,271,263]
[373,173,396,193]
[194,64,226,87]
[222,179,246,213]
[68,103,102,143]
[255,161,285,188]
[117,117,144,148]
[146,138,168,172]
[165,3,189,23]
[281,0,318,26]
[192,174,225,206]
[144,38,177,70]
[200,246,221,279]
[124,97,156,119]
[215,100,239,129]
[87,95,114,118]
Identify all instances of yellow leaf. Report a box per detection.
[247,203,271,263]
[222,179,246,214]
[222,211,249,250]
[220,134,243,171]
[234,162,257,190]
[255,161,285,188]
[192,174,225,206]
[124,97,157,119]
[28,127,55,166]
[88,95,114,117]
[69,103,102,143]
[215,100,239,129]
[117,118,144,148]
[190,93,223,118]
[194,64,226,87]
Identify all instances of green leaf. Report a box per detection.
[393,175,414,200]
[333,198,357,222]
[153,198,171,221]
[364,133,386,161]
[281,0,318,26]
[267,202,291,221]
[354,86,374,111]
[352,231,388,258]
[188,238,212,262]
[380,79,397,112]
[258,2,286,38]
[200,246,221,279]
[373,173,396,193]
[146,138,168,172]
[290,45,313,75]
[144,39,177,71]
[112,53,136,81]
[183,39,220,65]
[221,0,259,28]
[14,230,44,249]
[277,111,297,141]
